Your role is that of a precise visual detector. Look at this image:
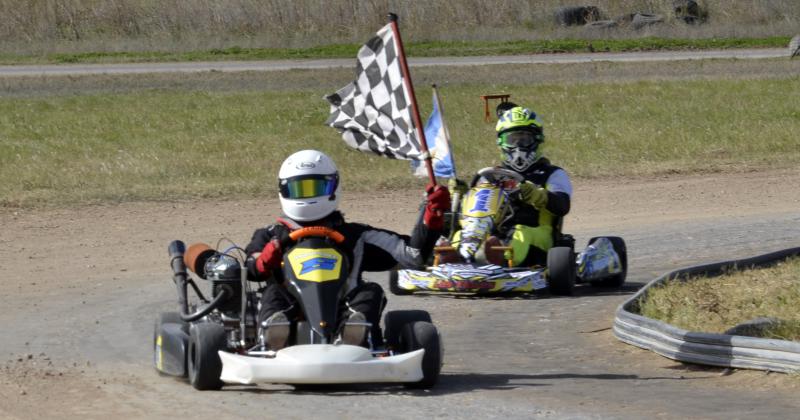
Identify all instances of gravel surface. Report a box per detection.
[1,169,799,419]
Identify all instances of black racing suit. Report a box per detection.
[245,209,440,345]
[500,158,571,265]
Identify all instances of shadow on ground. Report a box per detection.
[229,370,699,396]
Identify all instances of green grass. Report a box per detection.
[639,257,800,341]
[0,36,790,65]
[1,74,799,208]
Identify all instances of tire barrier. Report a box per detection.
[790,35,800,58]
[613,247,800,373]
[630,13,665,30]
[672,0,707,24]
[554,6,603,26]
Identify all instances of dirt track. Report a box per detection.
[1,168,800,419]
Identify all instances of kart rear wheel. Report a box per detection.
[153,311,188,375]
[401,321,442,389]
[187,322,226,390]
[383,310,432,350]
[388,268,413,296]
[588,236,628,288]
[547,246,575,296]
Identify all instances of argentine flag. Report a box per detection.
[412,90,456,178]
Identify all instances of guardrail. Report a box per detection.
[613,247,800,373]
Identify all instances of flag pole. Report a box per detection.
[388,13,436,186]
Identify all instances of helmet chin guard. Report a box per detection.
[502,146,541,172]
[278,150,340,222]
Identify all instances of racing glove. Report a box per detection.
[424,183,451,231]
[519,181,548,210]
[255,239,283,275]
[447,177,468,196]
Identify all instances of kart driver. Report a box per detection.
[453,105,573,266]
[245,149,450,350]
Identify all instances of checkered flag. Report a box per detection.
[325,23,422,161]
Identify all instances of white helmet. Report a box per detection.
[278,150,340,222]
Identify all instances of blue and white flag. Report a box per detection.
[411,90,455,178]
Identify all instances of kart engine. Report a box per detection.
[202,253,242,314]
[184,243,242,314]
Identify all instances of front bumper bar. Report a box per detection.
[219,344,425,385]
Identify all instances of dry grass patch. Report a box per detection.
[1,62,798,207]
[639,257,800,341]
[0,0,797,57]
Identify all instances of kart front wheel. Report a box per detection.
[383,310,432,350]
[547,246,575,296]
[188,322,226,390]
[401,321,442,389]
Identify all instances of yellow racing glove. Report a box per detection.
[518,181,548,210]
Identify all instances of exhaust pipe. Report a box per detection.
[168,240,190,317]
[168,239,229,322]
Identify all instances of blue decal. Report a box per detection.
[470,189,492,213]
[300,258,337,275]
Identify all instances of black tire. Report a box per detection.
[547,246,575,296]
[383,310,432,351]
[401,321,442,389]
[588,236,628,288]
[555,6,602,26]
[673,0,705,24]
[153,311,189,375]
[187,322,227,390]
[388,268,412,296]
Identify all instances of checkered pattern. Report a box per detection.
[325,23,422,161]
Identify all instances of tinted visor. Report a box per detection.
[499,131,540,149]
[279,174,338,199]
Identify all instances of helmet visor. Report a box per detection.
[499,131,539,149]
[279,174,338,199]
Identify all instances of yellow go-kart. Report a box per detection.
[390,167,626,296]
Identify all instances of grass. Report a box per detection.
[638,257,800,341]
[1,60,798,208]
[0,36,791,65]
[0,0,797,64]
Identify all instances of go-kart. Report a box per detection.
[154,227,442,390]
[390,167,627,296]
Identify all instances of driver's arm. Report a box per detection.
[353,216,441,272]
[545,191,570,216]
[244,225,286,282]
[544,169,572,216]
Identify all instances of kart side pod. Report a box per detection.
[155,322,189,377]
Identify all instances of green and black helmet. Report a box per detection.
[495,107,545,172]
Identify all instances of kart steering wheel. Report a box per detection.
[472,167,525,189]
[289,226,345,244]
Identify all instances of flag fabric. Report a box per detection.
[411,91,456,178]
[325,23,422,161]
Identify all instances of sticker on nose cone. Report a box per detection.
[288,248,343,282]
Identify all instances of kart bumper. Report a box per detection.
[219,344,424,385]
[398,265,548,293]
